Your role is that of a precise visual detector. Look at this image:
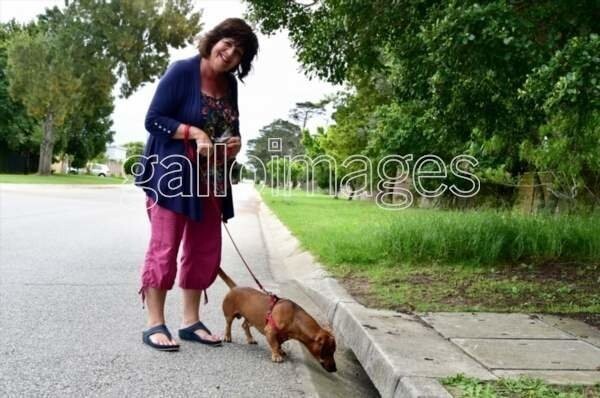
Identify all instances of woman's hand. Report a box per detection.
[191,126,213,157]
[225,136,241,159]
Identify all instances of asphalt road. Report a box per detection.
[0,183,377,397]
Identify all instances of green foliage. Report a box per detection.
[246,0,407,83]
[58,102,115,168]
[0,23,40,152]
[39,0,202,98]
[6,30,80,125]
[520,34,600,200]
[261,189,600,313]
[246,119,304,179]
[289,98,330,129]
[0,173,124,184]
[123,155,142,176]
[260,190,600,266]
[442,373,599,398]
[6,28,81,173]
[300,127,339,191]
[2,0,201,173]
[121,141,146,176]
[247,0,600,207]
[123,141,146,157]
[265,157,304,187]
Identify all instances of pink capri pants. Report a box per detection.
[139,195,222,303]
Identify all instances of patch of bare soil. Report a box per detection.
[337,276,380,306]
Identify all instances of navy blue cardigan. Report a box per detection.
[135,54,239,222]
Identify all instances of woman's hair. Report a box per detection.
[197,18,259,80]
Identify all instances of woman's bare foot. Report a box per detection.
[181,322,222,342]
[148,331,178,347]
[143,323,179,351]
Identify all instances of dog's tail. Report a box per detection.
[218,268,237,289]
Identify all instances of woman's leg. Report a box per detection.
[181,289,219,341]
[181,288,202,326]
[145,288,175,345]
[179,195,222,341]
[140,197,186,346]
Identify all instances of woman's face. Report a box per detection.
[209,38,243,73]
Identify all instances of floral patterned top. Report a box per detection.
[199,92,240,196]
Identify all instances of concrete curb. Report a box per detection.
[257,200,452,398]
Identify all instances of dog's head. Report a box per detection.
[310,327,337,372]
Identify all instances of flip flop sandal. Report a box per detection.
[179,321,223,346]
[142,324,180,351]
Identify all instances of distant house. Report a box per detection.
[106,144,127,177]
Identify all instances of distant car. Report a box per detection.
[90,163,110,177]
[68,167,80,175]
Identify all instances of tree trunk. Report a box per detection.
[347,181,356,201]
[37,113,54,175]
[333,179,341,199]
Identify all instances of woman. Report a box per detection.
[135,18,259,351]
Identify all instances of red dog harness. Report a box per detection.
[265,294,288,343]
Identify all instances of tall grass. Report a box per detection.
[381,210,599,265]
[261,189,600,267]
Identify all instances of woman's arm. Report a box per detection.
[144,61,188,137]
[144,61,214,156]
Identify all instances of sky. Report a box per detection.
[0,0,339,161]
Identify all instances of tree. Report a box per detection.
[123,141,146,157]
[122,141,146,175]
[38,0,202,97]
[6,31,81,175]
[0,22,40,171]
[289,98,330,129]
[247,0,600,207]
[300,127,339,193]
[246,119,304,177]
[520,33,600,204]
[61,104,115,168]
[6,0,201,175]
[246,1,598,85]
[265,157,304,188]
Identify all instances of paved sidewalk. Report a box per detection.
[256,189,600,398]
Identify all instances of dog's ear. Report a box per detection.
[320,334,336,357]
[314,332,326,346]
[313,331,334,354]
[314,330,329,351]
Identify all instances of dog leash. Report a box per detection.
[199,169,271,295]
[220,211,268,293]
[192,147,287,339]
[186,141,274,297]
[204,178,288,341]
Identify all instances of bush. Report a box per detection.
[123,155,142,176]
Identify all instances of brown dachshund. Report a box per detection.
[218,269,337,372]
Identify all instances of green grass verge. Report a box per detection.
[260,189,600,316]
[442,374,599,398]
[0,173,127,185]
[260,189,600,266]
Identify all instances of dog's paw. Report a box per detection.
[278,349,287,357]
[271,353,284,363]
[223,335,232,343]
